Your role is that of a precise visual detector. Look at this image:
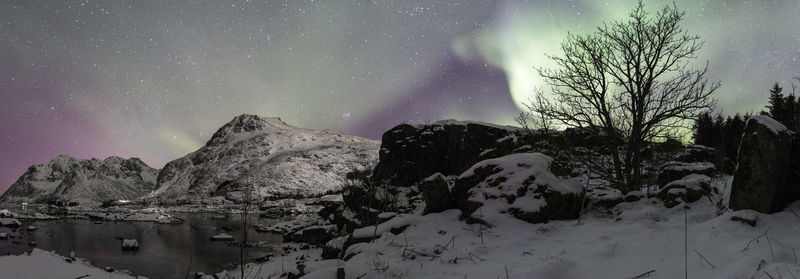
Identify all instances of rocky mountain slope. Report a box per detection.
[145,114,379,203]
[0,155,158,205]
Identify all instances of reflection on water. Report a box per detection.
[0,213,283,278]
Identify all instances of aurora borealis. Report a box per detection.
[1,0,799,191]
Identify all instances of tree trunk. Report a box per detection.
[605,126,624,187]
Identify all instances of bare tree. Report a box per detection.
[527,0,719,192]
[513,110,552,135]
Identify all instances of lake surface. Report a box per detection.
[0,212,284,278]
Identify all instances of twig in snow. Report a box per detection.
[628,269,655,278]
[765,232,777,262]
[743,228,772,252]
[786,265,797,279]
[402,247,432,261]
[468,252,485,263]
[693,249,716,269]
[75,275,90,279]
[434,236,456,254]
[505,265,510,279]
[764,271,775,279]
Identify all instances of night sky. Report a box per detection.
[2,0,799,192]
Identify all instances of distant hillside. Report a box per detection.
[145,114,379,203]
[0,155,158,206]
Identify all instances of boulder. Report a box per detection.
[286,225,336,246]
[253,254,273,262]
[0,209,12,218]
[657,174,711,208]
[452,153,584,224]
[730,115,797,213]
[418,173,455,214]
[121,239,139,250]
[0,218,21,228]
[321,236,349,260]
[623,190,646,202]
[657,161,715,186]
[674,145,716,163]
[209,233,234,241]
[372,120,521,187]
[587,185,624,208]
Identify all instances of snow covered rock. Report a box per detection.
[587,185,624,208]
[0,155,158,206]
[0,218,21,228]
[624,190,645,202]
[121,239,139,250]
[657,161,715,186]
[209,233,233,241]
[656,174,711,208]
[146,114,379,203]
[674,145,716,163]
[730,115,798,213]
[321,235,348,259]
[372,120,522,187]
[452,153,584,224]
[0,232,7,239]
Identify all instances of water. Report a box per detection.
[0,213,284,278]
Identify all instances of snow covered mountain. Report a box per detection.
[0,155,158,205]
[145,114,379,203]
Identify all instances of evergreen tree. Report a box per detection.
[693,112,715,147]
[785,94,797,130]
[723,114,746,160]
[767,82,785,123]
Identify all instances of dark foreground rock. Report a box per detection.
[674,145,716,163]
[418,173,455,214]
[371,120,522,187]
[729,115,798,213]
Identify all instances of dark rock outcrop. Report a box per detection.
[372,120,522,187]
[674,145,716,163]
[729,115,798,213]
[285,225,337,246]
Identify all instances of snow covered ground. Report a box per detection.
[0,249,141,278]
[3,175,800,279]
[203,176,800,279]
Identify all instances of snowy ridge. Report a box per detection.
[146,114,379,202]
[0,155,158,206]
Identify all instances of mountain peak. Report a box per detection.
[206,114,291,146]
